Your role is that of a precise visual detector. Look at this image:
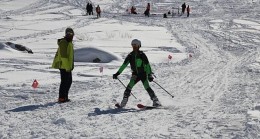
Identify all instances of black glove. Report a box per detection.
[148,74,154,82]
[113,72,120,79]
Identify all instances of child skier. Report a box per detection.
[113,39,161,108]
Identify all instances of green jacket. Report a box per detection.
[117,51,152,75]
[52,38,74,72]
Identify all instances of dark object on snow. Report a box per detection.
[144,3,150,17]
[93,58,101,63]
[187,5,190,17]
[163,13,167,18]
[144,10,149,16]
[131,6,137,14]
[181,3,186,14]
[5,42,33,54]
[86,3,93,15]
[96,5,101,18]
[90,3,93,15]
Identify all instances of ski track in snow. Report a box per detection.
[0,0,260,138]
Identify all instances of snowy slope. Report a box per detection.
[0,0,260,138]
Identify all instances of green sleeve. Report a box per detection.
[117,54,130,74]
[58,39,68,58]
[144,63,152,75]
[67,42,74,71]
[143,54,152,74]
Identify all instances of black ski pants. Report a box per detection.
[59,69,72,99]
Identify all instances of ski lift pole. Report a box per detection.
[117,78,137,99]
[153,81,174,98]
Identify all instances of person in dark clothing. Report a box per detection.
[163,13,167,18]
[96,5,101,18]
[90,3,93,15]
[86,3,90,15]
[144,3,150,17]
[131,6,137,14]
[86,3,93,15]
[52,28,75,103]
[113,39,161,108]
[181,2,186,15]
[187,5,190,17]
[168,10,171,15]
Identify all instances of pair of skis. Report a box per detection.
[114,79,171,110]
[115,103,160,110]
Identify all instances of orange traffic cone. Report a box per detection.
[32,79,39,89]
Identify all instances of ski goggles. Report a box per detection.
[66,32,74,36]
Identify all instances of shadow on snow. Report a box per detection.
[6,102,57,112]
[88,107,139,116]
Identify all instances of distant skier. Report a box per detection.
[90,3,93,15]
[181,2,186,15]
[168,10,171,15]
[163,13,167,18]
[86,3,93,15]
[187,5,190,17]
[52,27,74,103]
[144,3,150,17]
[131,6,137,14]
[113,39,161,108]
[86,3,90,15]
[96,5,101,18]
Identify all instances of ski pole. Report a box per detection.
[117,78,137,99]
[153,81,174,98]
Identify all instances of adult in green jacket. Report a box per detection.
[52,27,74,103]
[113,39,161,107]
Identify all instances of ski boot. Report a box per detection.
[120,88,131,108]
[152,97,162,107]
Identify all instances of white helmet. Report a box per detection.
[131,39,141,47]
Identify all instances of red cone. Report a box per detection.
[32,79,39,89]
[168,55,172,60]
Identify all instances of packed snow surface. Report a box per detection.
[0,0,260,138]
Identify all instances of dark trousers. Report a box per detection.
[144,10,150,17]
[59,69,72,99]
[97,12,101,18]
